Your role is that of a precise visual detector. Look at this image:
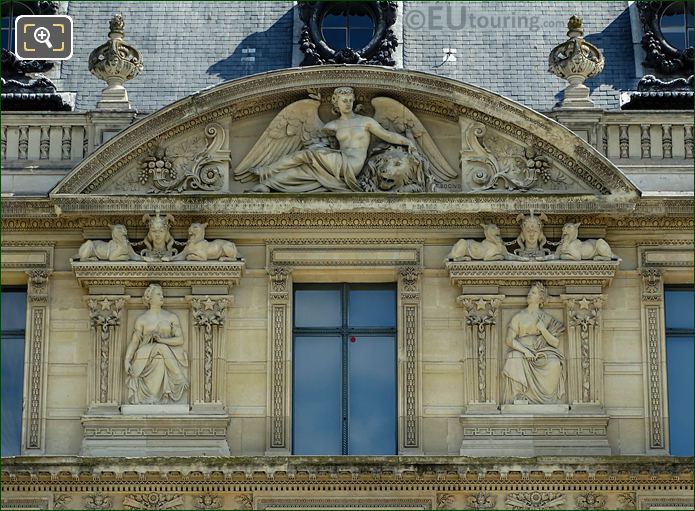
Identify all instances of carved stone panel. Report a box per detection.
[266,266,292,453]
[86,295,128,413]
[399,266,422,452]
[562,294,605,409]
[188,295,232,413]
[24,269,52,453]
[457,295,504,410]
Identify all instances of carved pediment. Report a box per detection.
[51,66,639,210]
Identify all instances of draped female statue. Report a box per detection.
[502,282,566,404]
[233,87,457,193]
[124,284,189,404]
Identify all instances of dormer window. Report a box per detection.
[298,1,398,66]
[660,1,695,51]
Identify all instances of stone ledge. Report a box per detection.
[80,414,231,457]
[446,259,620,288]
[71,260,245,289]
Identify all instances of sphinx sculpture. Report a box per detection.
[502,282,566,404]
[553,222,617,261]
[168,222,239,262]
[124,284,189,404]
[447,223,512,261]
[76,213,243,263]
[78,224,143,262]
[233,87,457,193]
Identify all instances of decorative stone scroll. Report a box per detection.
[86,295,127,413]
[189,295,231,413]
[399,265,422,452]
[266,266,292,453]
[458,295,504,409]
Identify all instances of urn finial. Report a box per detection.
[548,15,604,109]
[88,14,143,110]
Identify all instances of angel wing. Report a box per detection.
[371,97,458,184]
[233,98,324,183]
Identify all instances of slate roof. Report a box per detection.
[56,1,638,114]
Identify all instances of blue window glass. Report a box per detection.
[1,287,27,456]
[293,284,396,455]
[665,287,694,456]
[660,2,695,51]
[320,4,375,51]
[1,2,36,52]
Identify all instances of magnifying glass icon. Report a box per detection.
[33,26,52,48]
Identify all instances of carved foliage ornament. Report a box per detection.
[505,492,565,510]
[123,493,183,510]
[298,2,398,66]
[138,123,228,194]
[84,492,113,510]
[462,123,569,193]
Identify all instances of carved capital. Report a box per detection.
[191,296,228,328]
[87,296,126,329]
[566,296,603,328]
[457,295,501,327]
[26,269,51,303]
[640,267,663,302]
[268,266,292,301]
[399,265,421,300]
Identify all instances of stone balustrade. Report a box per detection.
[1,113,91,167]
[597,111,693,161]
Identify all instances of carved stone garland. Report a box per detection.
[86,296,127,411]
[189,295,230,412]
[399,266,422,452]
[266,266,292,452]
[640,267,666,451]
[25,269,51,452]
[457,295,504,408]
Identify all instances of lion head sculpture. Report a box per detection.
[361,147,427,193]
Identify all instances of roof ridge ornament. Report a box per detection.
[88,13,143,111]
[548,15,605,109]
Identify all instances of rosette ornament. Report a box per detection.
[548,16,605,108]
[88,14,143,110]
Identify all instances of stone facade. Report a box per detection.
[1,4,693,509]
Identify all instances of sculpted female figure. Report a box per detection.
[233,87,457,193]
[124,284,189,404]
[502,282,566,404]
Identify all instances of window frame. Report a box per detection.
[291,283,397,455]
[664,285,694,456]
[1,285,28,457]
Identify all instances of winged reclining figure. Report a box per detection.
[233,87,457,193]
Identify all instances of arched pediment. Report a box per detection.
[51,66,639,213]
